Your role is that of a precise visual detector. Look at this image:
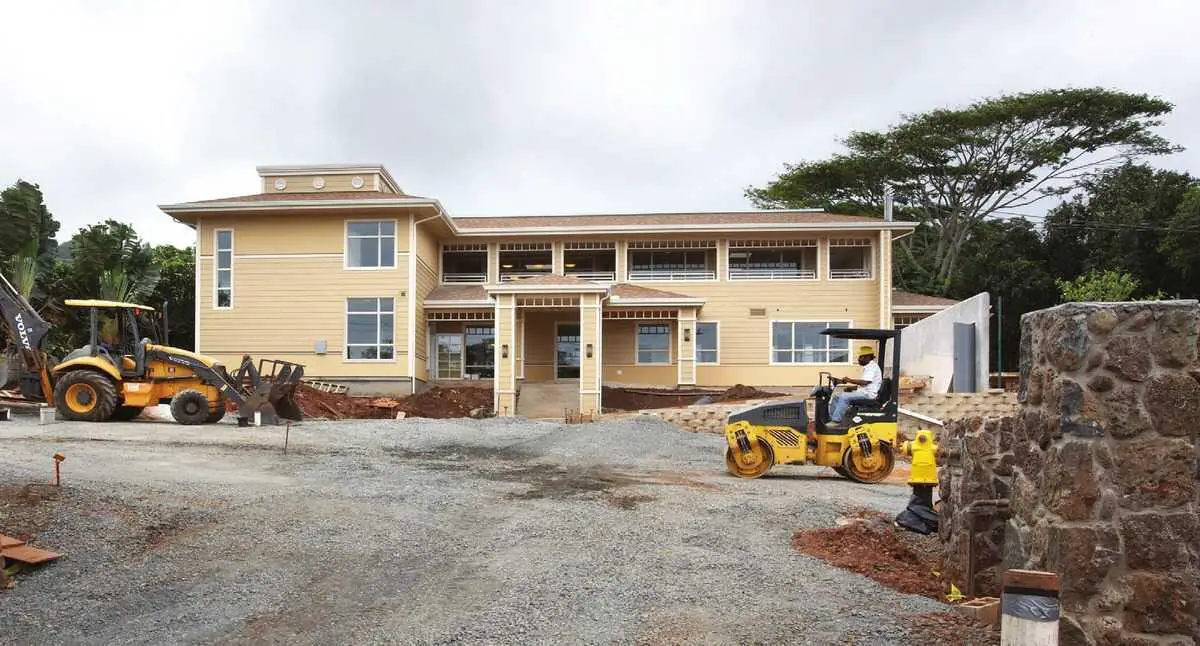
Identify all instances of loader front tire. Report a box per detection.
[54,370,119,422]
[171,390,211,426]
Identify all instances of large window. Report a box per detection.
[829,239,872,279]
[499,242,552,281]
[696,322,719,364]
[214,229,233,309]
[346,220,396,269]
[729,240,817,280]
[564,242,616,281]
[771,321,850,364]
[442,244,487,283]
[346,297,395,360]
[464,325,495,377]
[636,323,671,364]
[628,241,716,281]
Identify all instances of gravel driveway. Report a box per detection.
[0,413,945,645]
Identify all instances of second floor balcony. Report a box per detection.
[627,242,716,281]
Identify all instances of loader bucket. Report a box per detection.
[231,356,306,424]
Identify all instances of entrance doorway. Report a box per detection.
[434,333,463,380]
[555,323,580,380]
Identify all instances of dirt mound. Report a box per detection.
[293,384,494,420]
[792,508,945,600]
[602,384,786,411]
[713,384,786,402]
[907,612,999,645]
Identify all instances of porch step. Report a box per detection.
[518,382,580,419]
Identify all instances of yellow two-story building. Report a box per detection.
[159,163,928,417]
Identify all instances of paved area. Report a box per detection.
[0,413,945,645]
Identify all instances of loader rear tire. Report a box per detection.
[54,370,119,422]
[171,390,211,426]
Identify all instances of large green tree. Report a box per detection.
[1159,185,1200,286]
[146,245,195,350]
[1042,163,1196,298]
[747,87,1180,294]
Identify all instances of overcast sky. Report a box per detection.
[2,0,1198,247]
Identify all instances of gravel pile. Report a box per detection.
[0,415,946,645]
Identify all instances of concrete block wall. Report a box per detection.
[640,400,785,434]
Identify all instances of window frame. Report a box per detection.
[344,218,398,270]
[695,321,719,365]
[344,297,396,362]
[827,239,874,280]
[768,320,853,365]
[213,228,234,310]
[635,322,672,365]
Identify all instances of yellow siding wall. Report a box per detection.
[197,213,413,380]
[413,221,441,383]
[521,311,581,381]
[601,320,677,386]
[261,173,388,194]
[199,213,410,255]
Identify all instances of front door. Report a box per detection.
[434,333,463,380]
[555,323,580,380]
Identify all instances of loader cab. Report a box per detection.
[811,328,900,433]
[61,300,160,379]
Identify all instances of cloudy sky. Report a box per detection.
[2,0,1198,247]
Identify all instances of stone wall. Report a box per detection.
[639,400,784,434]
[938,300,1200,645]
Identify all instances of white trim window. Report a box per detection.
[636,323,671,364]
[695,321,719,364]
[346,297,395,360]
[214,229,233,309]
[771,320,851,364]
[829,239,872,279]
[346,220,396,269]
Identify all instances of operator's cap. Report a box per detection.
[857,345,875,358]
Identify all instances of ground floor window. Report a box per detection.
[464,325,495,378]
[695,322,718,364]
[434,333,463,379]
[771,320,850,364]
[347,298,395,360]
[636,323,671,364]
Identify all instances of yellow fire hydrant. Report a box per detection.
[894,429,939,534]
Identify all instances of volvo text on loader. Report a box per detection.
[723,327,902,483]
[0,270,304,426]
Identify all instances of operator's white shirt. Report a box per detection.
[859,361,882,398]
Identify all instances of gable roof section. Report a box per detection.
[892,290,958,312]
[454,210,907,234]
[607,283,704,306]
[426,284,490,304]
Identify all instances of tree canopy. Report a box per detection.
[747,87,1180,294]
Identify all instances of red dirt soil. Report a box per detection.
[601,384,786,411]
[293,384,493,420]
[792,508,999,645]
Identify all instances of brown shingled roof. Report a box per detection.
[609,284,694,300]
[892,290,958,307]
[455,211,880,229]
[178,191,424,205]
[426,285,489,302]
[497,274,600,287]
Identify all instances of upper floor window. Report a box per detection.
[500,242,552,281]
[442,243,487,283]
[564,241,616,282]
[829,239,872,279]
[729,240,817,280]
[347,220,396,269]
[628,241,716,281]
[214,229,233,309]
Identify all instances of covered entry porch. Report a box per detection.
[425,277,705,417]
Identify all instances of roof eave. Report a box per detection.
[424,300,495,308]
[484,283,611,294]
[608,298,706,306]
[455,221,917,235]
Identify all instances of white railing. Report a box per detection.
[499,271,553,282]
[442,273,487,284]
[565,271,616,282]
[628,269,716,281]
[729,267,817,280]
[830,268,872,279]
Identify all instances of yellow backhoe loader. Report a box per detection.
[0,271,303,425]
